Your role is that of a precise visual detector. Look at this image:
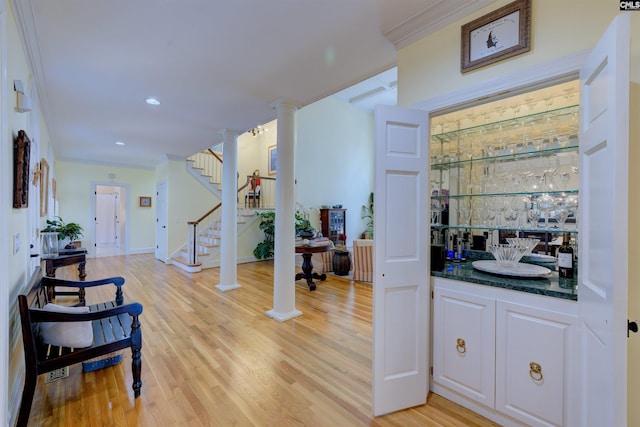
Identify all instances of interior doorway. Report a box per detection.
[94,185,127,257]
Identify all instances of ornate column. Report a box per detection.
[266,99,302,321]
[216,129,241,292]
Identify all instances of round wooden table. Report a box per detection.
[295,243,330,291]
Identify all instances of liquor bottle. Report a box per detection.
[557,232,574,278]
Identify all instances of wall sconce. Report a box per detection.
[13,80,32,113]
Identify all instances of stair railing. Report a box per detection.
[185,174,275,265]
[187,148,224,189]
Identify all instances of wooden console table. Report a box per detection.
[41,248,88,304]
[295,241,330,291]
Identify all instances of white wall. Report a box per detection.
[296,96,374,245]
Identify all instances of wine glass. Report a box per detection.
[510,195,531,228]
[503,209,518,228]
[528,203,542,229]
[430,198,443,225]
[537,193,557,229]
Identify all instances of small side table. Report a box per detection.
[295,243,330,291]
[41,248,88,304]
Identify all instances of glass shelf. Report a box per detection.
[430,224,578,234]
[432,104,579,144]
[431,189,579,200]
[431,144,578,170]
[430,91,580,248]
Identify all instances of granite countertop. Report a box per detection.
[431,252,577,301]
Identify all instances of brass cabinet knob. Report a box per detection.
[456,338,466,354]
[529,362,543,381]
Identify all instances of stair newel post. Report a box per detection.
[187,221,197,265]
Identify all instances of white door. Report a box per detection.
[578,13,629,427]
[96,192,117,244]
[372,105,429,416]
[155,181,168,261]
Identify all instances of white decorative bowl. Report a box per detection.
[488,244,529,269]
[506,237,540,255]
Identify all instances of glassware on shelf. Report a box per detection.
[537,193,557,229]
[528,205,542,229]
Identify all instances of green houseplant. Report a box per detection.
[42,217,84,247]
[361,192,374,239]
[253,209,316,259]
[254,211,275,259]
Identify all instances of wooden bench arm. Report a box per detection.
[29,302,143,322]
[42,276,125,305]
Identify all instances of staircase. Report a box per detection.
[169,148,274,272]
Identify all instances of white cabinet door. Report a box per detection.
[433,287,495,408]
[496,301,577,427]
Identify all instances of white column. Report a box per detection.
[266,99,302,321]
[216,129,241,292]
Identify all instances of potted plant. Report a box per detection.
[361,192,374,239]
[42,217,84,249]
[254,211,275,259]
[253,209,317,259]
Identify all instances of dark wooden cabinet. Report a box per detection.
[320,208,346,243]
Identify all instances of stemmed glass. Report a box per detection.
[537,193,557,229]
[503,209,518,228]
[565,195,579,230]
[527,200,542,229]
[458,199,472,227]
[490,196,509,227]
[430,198,443,225]
[510,195,531,228]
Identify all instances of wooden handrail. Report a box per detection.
[207,149,223,164]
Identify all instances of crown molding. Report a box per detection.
[384,0,495,50]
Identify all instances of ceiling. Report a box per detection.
[11,0,494,169]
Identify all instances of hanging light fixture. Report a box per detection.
[249,125,267,136]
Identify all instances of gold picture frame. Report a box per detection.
[139,196,152,208]
[268,145,277,175]
[39,158,49,217]
[461,0,531,74]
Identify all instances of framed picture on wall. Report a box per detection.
[39,159,49,217]
[13,130,30,209]
[460,0,531,73]
[139,196,152,208]
[268,145,277,175]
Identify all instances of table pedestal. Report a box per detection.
[295,253,326,291]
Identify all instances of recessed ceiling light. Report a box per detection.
[115,141,125,146]
[145,97,160,105]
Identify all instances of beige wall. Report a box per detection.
[5,0,56,419]
[55,161,157,254]
[398,1,639,423]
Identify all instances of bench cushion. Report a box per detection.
[40,303,94,348]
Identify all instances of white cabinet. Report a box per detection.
[496,301,577,427]
[433,287,495,408]
[432,278,578,427]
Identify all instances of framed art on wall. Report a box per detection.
[39,158,49,217]
[139,196,152,208]
[460,0,531,73]
[268,145,277,175]
[13,130,30,208]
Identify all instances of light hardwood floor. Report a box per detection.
[25,254,500,426]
